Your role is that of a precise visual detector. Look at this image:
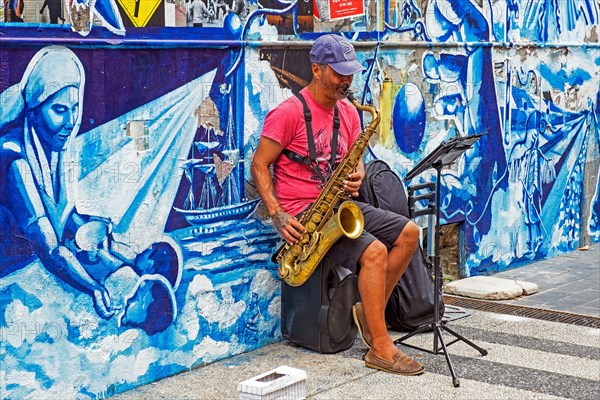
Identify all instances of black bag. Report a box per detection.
[281,259,359,353]
[359,160,410,217]
[357,160,444,331]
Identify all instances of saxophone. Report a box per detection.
[275,92,381,286]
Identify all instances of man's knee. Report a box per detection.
[359,240,388,268]
[402,221,420,244]
[396,220,420,256]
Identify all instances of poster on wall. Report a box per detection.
[174,0,251,28]
[314,0,364,21]
[262,0,313,35]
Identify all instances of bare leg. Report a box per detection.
[357,221,420,361]
[357,241,397,360]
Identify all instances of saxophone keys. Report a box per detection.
[277,266,290,279]
[307,231,320,249]
[291,264,302,277]
[310,214,322,224]
[300,230,314,245]
[290,244,302,256]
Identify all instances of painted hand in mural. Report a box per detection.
[69,217,181,330]
[92,286,115,318]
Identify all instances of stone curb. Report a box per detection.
[443,276,539,300]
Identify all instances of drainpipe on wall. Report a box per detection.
[579,123,600,248]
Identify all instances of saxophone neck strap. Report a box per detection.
[282,91,339,183]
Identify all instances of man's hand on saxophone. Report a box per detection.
[343,164,365,197]
[271,210,306,245]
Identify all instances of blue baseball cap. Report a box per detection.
[309,34,365,76]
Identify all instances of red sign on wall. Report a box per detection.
[329,0,365,20]
[313,0,365,21]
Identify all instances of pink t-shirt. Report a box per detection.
[261,88,361,216]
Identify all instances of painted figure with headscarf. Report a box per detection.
[0,47,181,334]
[0,47,117,319]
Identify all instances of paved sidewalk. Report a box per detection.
[113,245,600,399]
[492,245,599,316]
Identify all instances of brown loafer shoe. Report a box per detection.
[364,349,425,376]
[352,302,371,348]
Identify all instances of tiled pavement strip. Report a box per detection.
[114,245,599,399]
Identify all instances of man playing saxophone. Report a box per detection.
[251,34,424,375]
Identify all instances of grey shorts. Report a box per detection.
[324,201,409,273]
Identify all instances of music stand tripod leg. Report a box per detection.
[434,324,461,387]
[441,324,488,356]
[394,322,434,346]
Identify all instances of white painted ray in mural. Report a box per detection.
[519,0,599,42]
[69,0,125,35]
[71,69,217,249]
[542,112,590,231]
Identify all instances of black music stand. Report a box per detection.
[395,134,487,387]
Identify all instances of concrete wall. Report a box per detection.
[1,1,598,397]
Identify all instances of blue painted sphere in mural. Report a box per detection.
[393,83,426,153]
[223,12,243,39]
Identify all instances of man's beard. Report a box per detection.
[333,84,350,100]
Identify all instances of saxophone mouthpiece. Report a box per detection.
[346,90,357,103]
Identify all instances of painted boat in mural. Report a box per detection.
[175,197,260,225]
[173,128,260,226]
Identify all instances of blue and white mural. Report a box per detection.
[1,0,599,397]
[361,0,599,274]
[0,45,280,397]
[329,0,596,272]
